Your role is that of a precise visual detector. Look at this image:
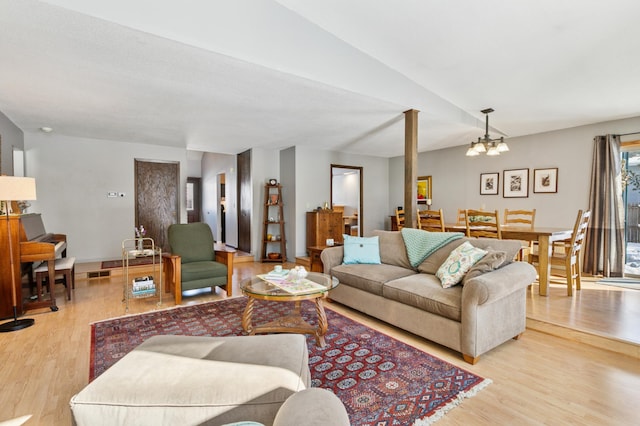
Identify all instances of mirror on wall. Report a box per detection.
[330,164,363,237]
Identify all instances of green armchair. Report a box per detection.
[164,222,234,304]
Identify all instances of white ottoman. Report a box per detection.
[70,334,311,426]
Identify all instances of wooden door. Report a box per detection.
[237,150,251,253]
[135,160,179,253]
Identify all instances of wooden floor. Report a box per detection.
[1,261,639,425]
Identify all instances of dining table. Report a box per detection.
[444,224,574,296]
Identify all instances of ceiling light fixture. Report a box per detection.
[465,108,509,157]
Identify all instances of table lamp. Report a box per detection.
[0,176,37,332]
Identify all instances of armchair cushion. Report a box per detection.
[169,222,215,263]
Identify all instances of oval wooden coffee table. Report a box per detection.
[240,272,339,347]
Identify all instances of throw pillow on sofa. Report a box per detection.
[342,235,381,264]
[436,241,487,288]
[461,249,507,285]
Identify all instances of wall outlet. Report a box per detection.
[107,192,117,198]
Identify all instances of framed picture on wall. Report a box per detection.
[480,172,499,195]
[503,168,529,198]
[533,168,558,193]
[417,175,432,204]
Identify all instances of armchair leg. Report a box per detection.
[215,248,234,297]
[163,254,182,305]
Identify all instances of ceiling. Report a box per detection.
[1,0,640,158]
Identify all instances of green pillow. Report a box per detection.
[342,235,381,265]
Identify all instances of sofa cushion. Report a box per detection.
[417,237,522,274]
[383,274,462,321]
[462,249,507,285]
[331,263,416,296]
[342,235,381,264]
[436,242,487,288]
[371,230,412,269]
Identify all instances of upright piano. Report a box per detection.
[0,213,66,318]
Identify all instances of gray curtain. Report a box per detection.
[584,134,624,277]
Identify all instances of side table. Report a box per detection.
[307,244,342,273]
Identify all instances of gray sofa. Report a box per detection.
[321,230,537,364]
[70,334,349,426]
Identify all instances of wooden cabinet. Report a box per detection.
[306,211,344,251]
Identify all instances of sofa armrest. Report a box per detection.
[462,261,536,306]
[460,261,536,360]
[273,388,350,426]
[320,246,344,273]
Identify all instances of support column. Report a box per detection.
[404,109,419,228]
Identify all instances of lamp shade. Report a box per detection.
[0,176,37,201]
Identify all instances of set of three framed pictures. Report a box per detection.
[480,168,558,197]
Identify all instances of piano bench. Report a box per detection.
[34,257,76,302]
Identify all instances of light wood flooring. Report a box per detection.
[1,261,639,425]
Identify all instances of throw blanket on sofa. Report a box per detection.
[401,228,464,267]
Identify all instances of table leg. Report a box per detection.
[242,297,254,334]
[315,297,328,347]
[538,236,551,296]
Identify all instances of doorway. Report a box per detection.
[186,177,201,223]
[217,173,226,243]
[330,164,363,237]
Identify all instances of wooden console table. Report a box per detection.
[307,244,342,273]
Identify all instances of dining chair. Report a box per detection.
[417,208,445,232]
[395,208,405,230]
[504,208,536,261]
[456,209,467,225]
[529,209,591,296]
[503,208,536,227]
[465,209,502,239]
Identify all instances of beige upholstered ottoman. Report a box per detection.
[70,334,311,426]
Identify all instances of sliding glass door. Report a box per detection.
[622,150,640,277]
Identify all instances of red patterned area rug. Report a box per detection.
[90,297,490,425]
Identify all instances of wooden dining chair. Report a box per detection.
[417,208,445,232]
[504,208,536,260]
[395,208,405,230]
[529,209,591,296]
[465,209,502,239]
[503,209,536,227]
[456,209,467,225]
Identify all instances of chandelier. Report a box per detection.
[465,108,509,156]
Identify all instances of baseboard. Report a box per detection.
[295,256,310,267]
[526,317,640,359]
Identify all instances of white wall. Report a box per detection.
[24,132,188,262]
[292,146,389,257]
[389,115,640,228]
[0,111,24,175]
[18,113,640,263]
